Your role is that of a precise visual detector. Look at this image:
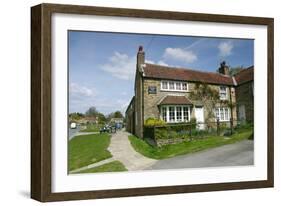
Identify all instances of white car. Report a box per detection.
[70,122,77,129]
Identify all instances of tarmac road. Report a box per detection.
[147,140,254,170]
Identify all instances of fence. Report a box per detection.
[144,119,252,146]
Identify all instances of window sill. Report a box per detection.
[160,89,189,93]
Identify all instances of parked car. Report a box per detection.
[100,125,110,133]
[99,124,117,133]
[70,122,77,129]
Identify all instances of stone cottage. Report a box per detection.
[234,67,254,123]
[125,46,254,138]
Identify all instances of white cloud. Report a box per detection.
[146,59,155,64]
[146,59,169,66]
[69,82,97,97]
[218,41,233,57]
[157,60,169,66]
[163,47,197,63]
[100,52,136,80]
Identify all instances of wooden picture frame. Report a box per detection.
[31,3,274,202]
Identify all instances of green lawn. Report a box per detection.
[74,161,127,174]
[69,133,112,171]
[80,124,101,132]
[129,129,253,160]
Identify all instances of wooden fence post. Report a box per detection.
[189,123,192,140]
[217,118,220,136]
[230,117,233,135]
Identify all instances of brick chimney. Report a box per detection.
[218,61,230,76]
[137,45,145,68]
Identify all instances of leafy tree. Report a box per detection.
[69,112,85,121]
[229,66,244,76]
[97,113,107,124]
[85,106,98,117]
[106,110,124,121]
[113,111,124,118]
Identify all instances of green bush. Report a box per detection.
[155,124,192,140]
[144,118,166,127]
[155,128,168,139]
[190,117,197,129]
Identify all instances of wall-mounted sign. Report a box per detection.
[148,86,157,94]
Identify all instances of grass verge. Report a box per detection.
[69,133,112,171]
[129,129,253,159]
[74,161,127,173]
[80,124,101,132]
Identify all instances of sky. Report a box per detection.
[68,31,254,115]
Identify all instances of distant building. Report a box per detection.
[83,116,98,124]
[110,118,124,129]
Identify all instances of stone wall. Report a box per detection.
[125,98,135,134]
[134,71,144,138]
[236,81,254,122]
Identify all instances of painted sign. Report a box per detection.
[148,86,157,94]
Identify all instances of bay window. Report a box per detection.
[169,106,175,122]
[161,105,191,123]
[176,106,182,121]
[183,107,189,121]
[161,107,167,122]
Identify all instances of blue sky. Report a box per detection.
[68,31,254,115]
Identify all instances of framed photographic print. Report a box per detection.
[31,3,274,202]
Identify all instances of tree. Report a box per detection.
[229,66,244,76]
[85,106,98,117]
[106,110,124,121]
[97,113,107,124]
[113,111,124,118]
[69,112,84,121]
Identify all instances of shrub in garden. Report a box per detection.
[144,117,166,127]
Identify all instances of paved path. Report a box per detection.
[69,157,115,174]
[147,140,254,170]
[108,130,157,171]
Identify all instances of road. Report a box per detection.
[146,140,254,170]
[68,126,81,139]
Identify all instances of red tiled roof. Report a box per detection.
[143,63,234,85]
[234,66,254,85]
[159,95,193,105]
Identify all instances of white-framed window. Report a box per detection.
[176,106,182,121]
[161,81,188,92]
[168,106,175,122]
[161,107,167,122]
[162,81,168,90]
[161,105,191,123]
[182,83,187,90]
[219,86,227,100]
[169,82,175,90]
[215,107,230,121]
[176,82,181,90]
[183,107,189,121]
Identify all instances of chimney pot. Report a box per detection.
[218,61,230,76]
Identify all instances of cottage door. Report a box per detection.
[195,106,204,130]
